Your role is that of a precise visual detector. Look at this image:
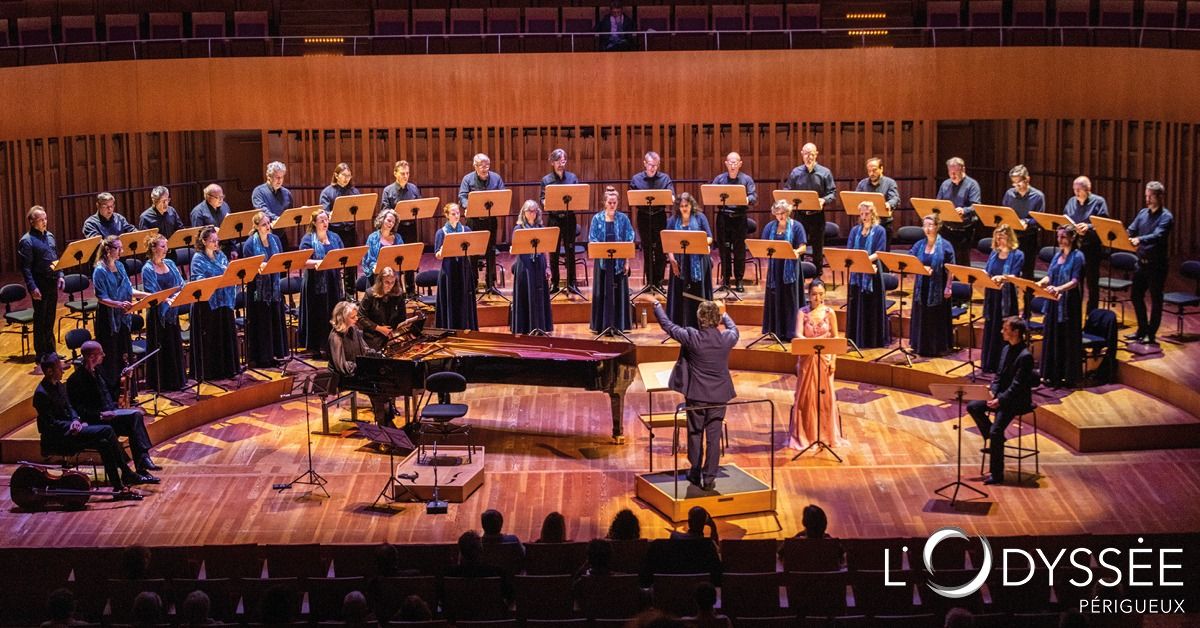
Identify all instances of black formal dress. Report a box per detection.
[1040,249,1085,387]
[510,223,553,335]
[189,251,240,381]
[92,262,135,400]
[434,223,479,331]
[589,213,634,333]
[140,260,186,391]
[908,237,955,357]
[845,224,890,349]
[760,219,807,341]
[664,213,713,330]
[298,231,345,357]
[242,234,287,368]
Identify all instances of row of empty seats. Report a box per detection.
[926,0,1200,28]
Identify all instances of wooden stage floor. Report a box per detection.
[3,267,1200,548]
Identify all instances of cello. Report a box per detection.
[10,462,101,511]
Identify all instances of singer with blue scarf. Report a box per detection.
[908,214,956,357]
[590,187,636,334]
[299,210,345,359]
[664,193,713,329]
[760,199,808,341]
[981,224,1025,373]
[510,200,553,335]
[845,202,890,349]
[190,226,240,380]
[242,212,287,368]
[434,203,478,331]
[1038,227,1085,388]
[140,234,186,391]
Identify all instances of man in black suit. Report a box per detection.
[968,317,1036,485]
[642,296,739,490]
[66,340,160,483]
[32,353,143,500]
[595,2,634,51]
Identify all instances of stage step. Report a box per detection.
[1041,386,1200,453]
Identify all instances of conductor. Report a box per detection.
[640,296,739,490]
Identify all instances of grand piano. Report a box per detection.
[351,327,638,439]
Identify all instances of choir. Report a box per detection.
[18,152,1178,442]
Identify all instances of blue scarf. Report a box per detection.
[140,259,184,323]
[1047,249,1083,323]
[667,212,710,283]
[849,224,882,293]
[765,219,805,288]
[911,236,949,307]
[589,212,634,273]
[243,232,283,303]
[988,249,1023,315]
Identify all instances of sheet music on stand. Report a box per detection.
[839,191,892,218]
[911,198,963,223]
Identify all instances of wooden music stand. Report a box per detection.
[824,247,877,358]
[509,226,560,335]
[588,240,636,343]
[839,191,892,218]
[1004,275,1059,301]
[625,189,674,209]
[700,184,749,207]
[260,248,315,372]
[929,382,992,506]
[1089,216,1136,253]
[873,251,932,367]
[53,236,101,271]
[119,229,158,258]
[658,229,714,338]
[225,254,265,286]
[465,190,512,300]
[171,275,232,399]
[218,210,260,241]
[441,230,491,260]
[974,204,1026,231]
[744,238,801,350]
[128,284,183,414]
[330,193,380,227]
[911,198,963,223]
[393,197,441,223]
[945,263,1003,379]
[373,242,424,276]
[1029,211,1074,232]
[166,226,204,251]
[790,336,848,462]
[273,204,320,232]
[544,184,591,301]
[315,245,369,274]
[636,360,679,471]
[773,189,822,213]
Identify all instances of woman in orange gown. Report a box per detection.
[790,279,844,450]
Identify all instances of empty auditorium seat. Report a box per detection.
[524,7,557,33]
[17,16,52,45]
[62,14,98,42]
[105,13,140,40]
[927,1,962,27]
[487,7,519,34]
[149,11,183,38]
[562,6,596,33]
[787,3,820,30]
[411,8,444,34]
[374,9,407,35]
[637,5,670,31]
[192,11,227,38]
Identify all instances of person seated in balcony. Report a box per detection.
[596,1,634,51]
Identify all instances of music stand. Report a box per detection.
[772,189,822,213]
[315,245,368,300]
[224,254,267,377]
[911,198,963,224]
[118,229,158,258]
[510,227,559,335]
[545,184,590,301]
[839,191,893,219]
[744,237,800,350]
[588,240,636,343]
[171,275,231,400]
[873,251,931,367]
[466,189,512,301]
[166,226,204,251]
[1004,275,1060,302]
[441,230,492,307]
[393,197,441,224]
[127,284,183,415]
[1029,211,1074,233]
[330,193,380,227]
[1088,216,1137,323]
[272,204,319,233]
[53,236,101,271]
[373,242,424,283]
[626,189,674,300]
[217,210,259,242]
[359,422,419,509]
[659,229,713,343]
[929,382,992,506]
[275,370,332,498]
[973,204,1027,232]
[824,247,878,358]
[946,263,1003,379]
[790,336,848,462]
[700,184,748,298]
[261,249,316,372]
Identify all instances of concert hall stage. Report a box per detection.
[2,271,1200,548]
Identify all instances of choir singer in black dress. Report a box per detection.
[140,234,186,391]
[241,212,287,368]
[510,200,553,335]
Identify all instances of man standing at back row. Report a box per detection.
[641,295,738,491]
[712,152,757,293]
[18,206,64,361]
[458,153,506,293]
[855,157,900,249]
[936,157,981,268]
[784,143,836,271]
[630,151,675,292]
[539,149,580,293]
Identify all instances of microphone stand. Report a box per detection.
[276,371,330,497]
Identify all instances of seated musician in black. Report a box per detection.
[967,316,1036,485]
[357,267,408,351]
[66,341,160,483]
[33,353,143,500]
[328,300,396,428]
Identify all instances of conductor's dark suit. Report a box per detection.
[967,342,1035,482]
[653,302,738,484]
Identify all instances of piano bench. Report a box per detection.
[319,389,359,434]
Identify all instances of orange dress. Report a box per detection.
[790,305,843,449]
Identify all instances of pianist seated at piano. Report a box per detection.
[358,267,408,351]
[328,301,395,428]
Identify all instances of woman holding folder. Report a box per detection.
[981,224,1024,373]
[299,209,345,359]
[92,235,146,398]
[1039,227,1085,387]
[761,199,808,341]
[189,226,240,380]
[434,203,478,331]
[242,212,287,368]
[589,187,635,334]
[908,214,956,357]
[510,200,553,335]
[664,193,713,329]
[140,234,186,391]
[845,201,890,349]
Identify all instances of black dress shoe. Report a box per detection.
[735,280,745,293]
[1124,331,1143,341]
[112,490,144,502]
[983,476,1004,486]
[686,471,702,486]
[1144,336,1159,345]
[123,470,160,485]
[139,457,162,471]
[701,477,717,491]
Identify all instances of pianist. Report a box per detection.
[328,301,396,428]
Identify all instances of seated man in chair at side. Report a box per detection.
[65,340,160,484]
[968,316,1036,486]
[33,353,144,500]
